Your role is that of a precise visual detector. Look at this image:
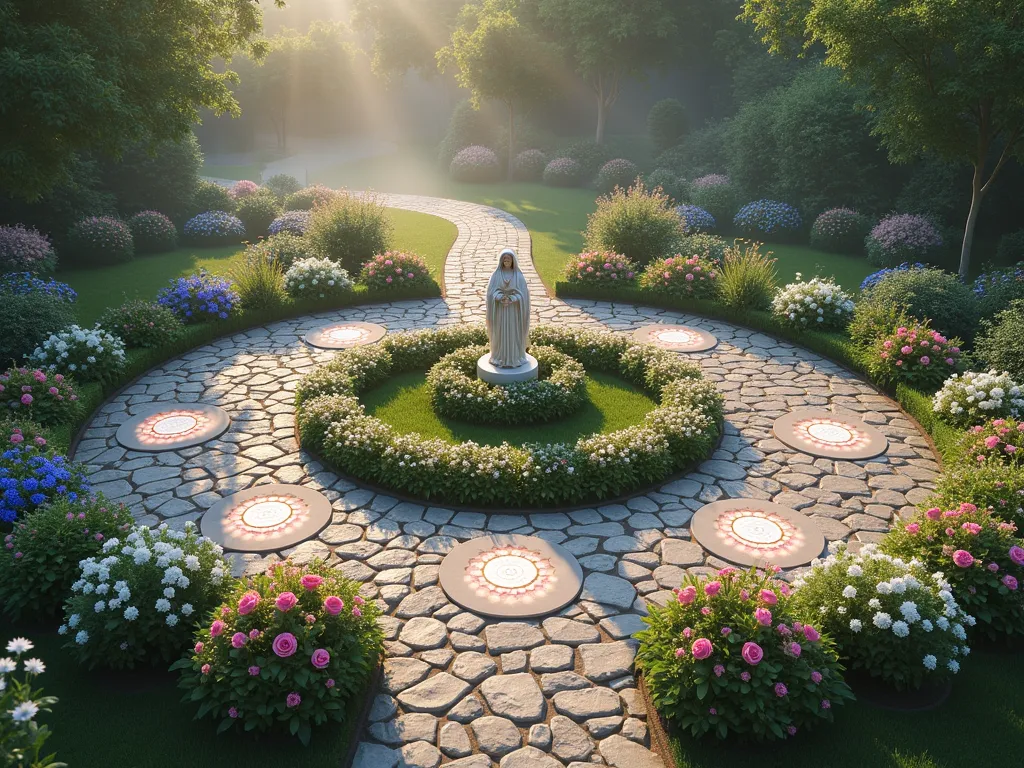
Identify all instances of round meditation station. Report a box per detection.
[115,403,230,452]
[773,409,889,460]
[690,498,826,569]
[199,484,332,553]
[476,352,539,384]
[304,321,387,350]
[633,324,718,352]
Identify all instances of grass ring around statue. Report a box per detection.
[294,324,724,508]
[426,344,588,426]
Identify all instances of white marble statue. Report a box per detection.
[485,248,530,368]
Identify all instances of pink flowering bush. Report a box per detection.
[513,149,547,181]
[98,299,183,349]
[284,184,339,212]
[543,157,585,187]
[955,418,1024,469]
[809,208,872,255]
[127,211,178,254]
[360,251,435,292]
[0,367,81,426]
[883,503,1024,640]
[930,462,1024,528]
[639,253,720,299]
[866,320,961,390]
[66,216,134,266]
[173,560,383,745]
[450,145,502,182]
[688,175,737,224]
[0,225,57,273]
[563,251,638,286]
[865,213,943,267]
[636,567,852,741]
[229,180,261,200]
[596,158,641,193]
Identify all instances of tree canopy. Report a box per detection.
[352,0,466,81]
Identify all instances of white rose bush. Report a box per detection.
[27,324,126,383]
[932,370,1024,428]
[284,257,353,300]
[771,274,855,331]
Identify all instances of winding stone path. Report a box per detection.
[73,194,941,767]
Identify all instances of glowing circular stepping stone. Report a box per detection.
[115,404,230,452]
[304,322,387,350]
[690,498,826,569]
[199,484,332,553]
[773,409,888,460]
[632,324,718,352]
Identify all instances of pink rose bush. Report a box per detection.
[639,252,720,299]
[792,543,971,690]
[563,250,638,287]
[174,559,383,744]
[636,567,851,741]
[868,320,961,389]
[955,418,1024,469]
[360,251,435,292]
[0,367,80,426]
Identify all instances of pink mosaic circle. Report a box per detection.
[691,499,826,569]
[115,404,230,451]
[773,409,888,460]
[304,322,387,350]
[633,324,717,352]
[439,535,583,618]
[199,484,332,553]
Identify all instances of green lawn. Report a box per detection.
[363,370,657,446]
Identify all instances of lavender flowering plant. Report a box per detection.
[0,225,57,273]
[676,205,717,234]
[157,270,239,323]
[183,211,246,244]
[733,200,803,237]
[865,214,943,267]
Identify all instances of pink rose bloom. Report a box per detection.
[1009,546,1024,566]
[275,592,298,612]
[201,664,211,675]
[961,522,982,535]
[952,550,975,568]
[1006,445,1018,454]
[739,589,749,601]
[721,627,732,637]
[759,589,778,605]
[353,607,362,617]
[677,585,697,604]
[683,627,693,638]
[1003,575,1019,591]
[248,666,261,676]
[300,574,324,591]
[926,507,942,520]
[713,664,725,677]
[210,620,225,637]
[741,642,764,665]
[803,625,820,642]
[286,692,302,708]
[774,682,788,697]
[754,607,772,626]
[988,562,1000,572]
[20,394,32,405]
[788,642,802,657]
[237,591,260,615]
[685,273,694,281]
[905,523,920,534]
[272,632,298,658]
[674,647,686,658]
[740,671,751,682]
[691,638,713,659]
[231,632,247,649]
[324,595,344,615]
[194,642,204,654]
[704,580,722,597]
[946,358,955,365]
[945,527,955,537]
[311,648,331,669]
[326,679,335,688]
[920,356,930,365]
[811,670,823,684]
[700,606,711,616]
[985,436,1001,449]
[882,340,893,349]
[48,387,58,395]
[901,345,913,355]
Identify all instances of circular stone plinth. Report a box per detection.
[633,324,718,352]
[115,404,230,452]
[773,409,888,460]
[304,322,387,350]
[199,484,332,553]
[690,499,826,569]
[439,534,584,618]
[476,353,539,384]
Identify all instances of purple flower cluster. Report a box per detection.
[0,225,57,273]
[450,145,502,183]
[543,157,584,187]
[268,211,311,237]
[0,273,77,303]
[675,204,717,234]
[183,211,246,242]
[973,263,1024,299]
[865,214,943,267]
[0,428,88,523]
[689,174,730,190]
[157,270,239,323]
[230,180,261,200]
[733,200,803,236]
[860,262,926,292]
[597,159,641,193]
[810,208,871,254]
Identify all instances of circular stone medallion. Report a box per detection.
[115,403,230,452]
[199,484,332,553]
[439,534,584,618]
[773,409,888,460]
[304,322,387,350]
[633,324,718,352]
[690,499,826,569]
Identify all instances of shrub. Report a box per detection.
[976,300,1024,383]
[66,216,134,266]
[810,208,872,255]
[173,560,383,744]
[0,495,134,621]
[995,229,1024,265]
[61,521,230,670]
[564,139,611,179]
[859,262,927,292]
[655,120,728,179]
[679,233,728,262]
[360,251,433,291]
[183,211,246,245]
[450,145,502,182]
[284,257,353,300]
[284,184,339,212]
[954,418,1024,469]
[263,173,302,202]
[230,247,287,311]
[596,159,641,194]
[882,503,1024,641]
[648,98,688,154]
[866,320,962,390]
[865,214,943,267]
[0,636,60,765]
[932,371,1024,428]
[636,567,852,741]
[99,300,183,349]
[0,423,89,524]
[689,175,737,226]
[157,270,239,323]
[244,232,311,271]
[718,241,779,311]
[675,205,716,234]
[234,189,281,238]
[0,367,80,425]
[860,267,980,342]
[772,275,855,331]
[792,543,971,690]
[191,180,235,215]
[268,211,312,237]
[563,251,638,286]
[229,180,261,200]
[929,462,1024,526]
[0,225,57,273]
[0,280,77,368]
[0,273,76,303]
[27,325,126,384]
[640,253,720,299]
[98,134,203,222]
[127,210,178,254]
[733,200,803,239]
[972,262,1024,319]
[513,149,547,181]
[306,192,393,274]
[438,99,495,168]
[583,181,684,266]
[542,157,585,187]
[645,169,687,204]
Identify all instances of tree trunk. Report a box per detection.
[959,166,986,280]
[507,101,516,182]
[596,94,607,145]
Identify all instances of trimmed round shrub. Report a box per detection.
[269,211,312,237]
[640,253,720,299]
[99,300,183,349]
[229,180,261,200]
[976,300,1024,383]
[0,424,89,524]
[27,324,127,384]
[0,495,134,621]
[66,216,134,266]
[596,159,640,194]
[772,276,855,331]
[191,180,235,215]
[718,241,779,311]
[689,175,737,226]
[127,211,177,254]
[183,211,246,246]
[263,173,302,202]
[645,169,687,204]
[450,145,502,183]
[543,157,585,187]
[306,192,393,274]
[234,190,281,238]
[583,181,684,266]
[636,567,853,741]
[563,251,638,286]
[648,98,687,154]
[733,200,803,239]
[859,262,926,292]
[157,270,239,323]
[995,229,1024,265]
[810,208,872,254]
[675,205,716,234]
[866,320,962,390]
[865,214,943,267]
[953,418,1024,469]
[0,367,81,425]
[0,225,57,273]
[0,277,77,367]
[284,184,339,212]
[360,251,433,291]
[284,257,353,300]
[679,233,728,262]
[933,370,1024,428]
[564,139,611,179]
[513,149,547,181]
[245,232,311,271]
[861,267,980,342]
[972,262,1024,318]
[173,559,383,744]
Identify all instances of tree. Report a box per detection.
[437,0,559,180]
[536,0,680,144]
[743,0,1024,278]
[352,0,466,81]
[0,0,277,202]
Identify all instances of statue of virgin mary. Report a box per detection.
[485,248,530,368]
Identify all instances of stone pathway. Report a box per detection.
[73,196,941,768]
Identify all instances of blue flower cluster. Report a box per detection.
[157,270,239,323]
[0,441,89,523]
[972,263,1024,299]
[675,204,717,234]
[733,200,803,235]
[268,211,311,236]
[0,272,78,303]
[860,262,926,292]
[183,211,246,241]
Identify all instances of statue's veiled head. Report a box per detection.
[498,248,517,270]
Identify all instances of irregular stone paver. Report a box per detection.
[472,715,523,757]
[480,673,547,723]
[77,192,943,768]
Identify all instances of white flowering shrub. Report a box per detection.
[792,543,973,690]
[60,521,230,669]
[771,275,855,331]
[27,324,126,383]
[284,256,353,300]
[932,370,1024,428]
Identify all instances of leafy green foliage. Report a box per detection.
[306,191,393,274]
[353,0,465,79]
[437,99,497,169]
[718,240,779,310]
[98,134,203,223]
[583,181,684,266]
[654,120,728,179]
[0,639,62,767]
[99,300,183,349]
[263,174,302,202]
[65,216,134,267]
[976,300,1024,383]
[234,189,281,238]
[645,169,688,204]
[230,245,287,311]
[0,293,76,368]
[563,139,611,180]
[648,99,688,154]
[859,268,980,342]
[190,180,235,216]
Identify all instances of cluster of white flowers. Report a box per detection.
[932,370,1024,427]
[771,274,855,330]
[284,256,353,299]
[27,323,126,380]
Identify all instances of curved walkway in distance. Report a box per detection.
[73,195,940,768]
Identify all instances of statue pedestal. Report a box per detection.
[477,354,539,384]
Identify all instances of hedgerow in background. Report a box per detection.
[157,271,239,323]
[269,211,312,237]
[0,495,134,621]
[655,120,728,179]
[689,175,737,226]
[234,189,281,238]
[0,636,59,767]
[772,275,855,331]
[230,246,287,311]
[933,371,1024,428]
[99,300,183,349]
[27,325,126,384]
[645,169,688,204]
[229,180,260,200]
[284,257,353,300]
[810,208,872,254]
[0,423,89,524]
[563,251,637,287]
[596,159,641,194]
[543,157,585,187]
[306,191,393,274]
[860,267,980,343]
[675,205,716,234]
[66,216,134,266]
[954,418,1024,469]
[98,134,204,223]
[718,241,778,311]
[679,233,728,262]
[513,149,547,181]
[564,139,611,179]
[640,254,719,299]
[866,320,961,390]
[972,263,1024,319]
[127,211,177,254]
[0,368,80,426]
[976,301,1024,383]
[733,199,803,240]
[995,230,1024,265]
[0,276,77,369]
[183,211,246,245]
[0,225,57,273]
[263,173,302,202]
[865,214,943,267]
[648,98,688,154]
[190,180,235,215]
[285,184,339,212]
[583,181,683,266]
[449,145,502,183]
[360,251,433,291]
